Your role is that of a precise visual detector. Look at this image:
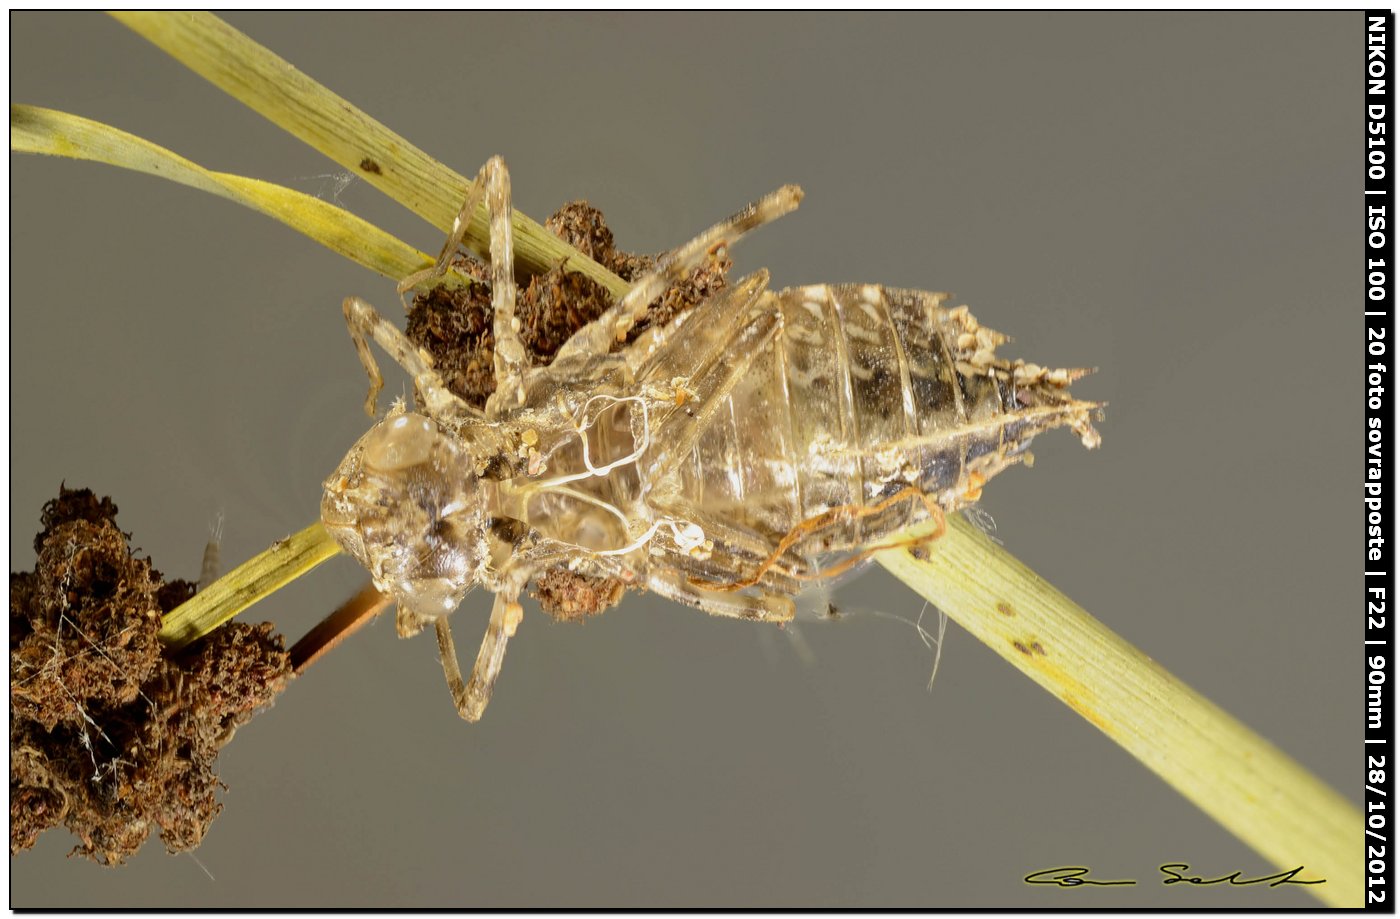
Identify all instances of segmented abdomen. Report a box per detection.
[673,283,1099,571]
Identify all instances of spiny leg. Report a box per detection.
[647,569,795,623]
[342,295,484,425]
[554,185,803,365]
[395,160,490,304]
[434,591,524,723]
[390,156,527,418]
[648,498,805,596]
[480,157,529,417]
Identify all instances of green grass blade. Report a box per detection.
[878,515,1361,907]
[11,104,442,284]
[159,523,342,650]
[109,10,628,299]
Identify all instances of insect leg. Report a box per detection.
[646,569,795,623]
[387,156,525,417]
[341,295,485,425]
[394,160,490,304]
[476,157,530,418]
[433,591,523,723]
[648,498,806,593]
[553,185,802,365]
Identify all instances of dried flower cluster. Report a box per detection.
[10,487,291,864]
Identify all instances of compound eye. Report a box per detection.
[363,413,438,472]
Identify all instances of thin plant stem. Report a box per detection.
[10,105,458,287]
[289,583,391,675]
[108,11,629,299]
[877,514,1361,907]
[159,523,342,650]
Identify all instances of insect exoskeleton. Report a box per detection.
[319,155,1102,722]
[321,409,490,621]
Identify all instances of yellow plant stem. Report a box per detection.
[877,514,1361,908]
[159,523,342,650]
[10,104,481,294]
[109,11,628,299]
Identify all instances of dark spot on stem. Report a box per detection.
[1011,638,1047,657]
[358,157,382,175]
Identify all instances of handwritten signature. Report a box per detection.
[1024,864,1325,889]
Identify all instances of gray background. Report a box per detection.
[10,11,1357,908]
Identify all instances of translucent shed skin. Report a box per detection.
[320,160,1101,720]
[632,276,1101,602]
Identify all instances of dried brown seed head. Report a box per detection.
[10,487,292,864]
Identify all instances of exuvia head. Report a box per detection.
[321,410,489,619]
